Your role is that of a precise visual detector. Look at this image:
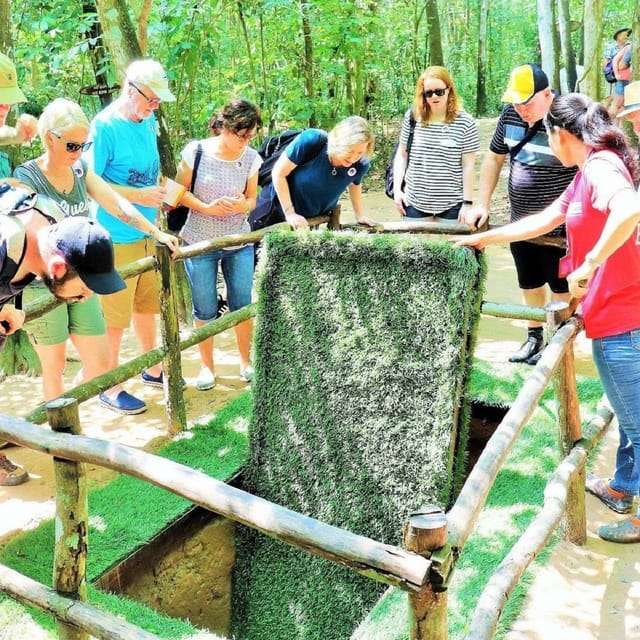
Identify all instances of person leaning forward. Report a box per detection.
[0,185,125,485]
[462,63,577,365]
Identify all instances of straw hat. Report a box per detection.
[619,81,640,118]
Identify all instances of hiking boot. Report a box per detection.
[0,454,29,486]
[598,516,640,543]
[585,473,634,514]
[525,345,546,366]
[509,335,544,363]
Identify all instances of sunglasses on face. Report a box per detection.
[423,88,448,98]
[129,81,161,106]
[50,131,93,153]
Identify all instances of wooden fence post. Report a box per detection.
[156,242,187,435]
[328,204,341,230]
[47,398,88,640]
[546,300,585,544]
[404,505,448,640]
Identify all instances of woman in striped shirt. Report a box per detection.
[392,66,479,221]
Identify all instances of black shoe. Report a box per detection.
[525,345,546,365]
[509,336,543,363]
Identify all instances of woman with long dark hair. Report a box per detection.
[392,66,479,220]
[457,93,640,543]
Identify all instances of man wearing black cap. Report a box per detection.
[0,184,125,485]
[463,63,577,365]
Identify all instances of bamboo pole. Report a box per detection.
[0,415,431,592]
[155,242,186,434]
[0,563,162,640]
[463,402,613,640]
[547,300,585,544]
[23,304,256,424]
[404,506,449,640]
[480,301,547,323]
[47,398,88,640]
[447,318,582,550]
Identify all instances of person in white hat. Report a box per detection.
[619,80,640,135]
[0,53,37,177]
[84,58,178,415]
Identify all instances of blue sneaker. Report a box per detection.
[141,370,186,389]
[99,391,147,415]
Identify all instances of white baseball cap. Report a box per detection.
[126,59,175,102]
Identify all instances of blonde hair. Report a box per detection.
[37,98,89,144]
[412,66,462,125]
[327,116,375,160]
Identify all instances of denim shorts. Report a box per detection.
[184,245,254,322]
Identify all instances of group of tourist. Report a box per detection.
[1,46,640,545]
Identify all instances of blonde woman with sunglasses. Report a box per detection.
[14,97,178,411]
[392,66,479,221]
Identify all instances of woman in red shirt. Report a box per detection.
[457,93,640,543]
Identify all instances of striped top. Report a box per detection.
[399,110,479,215]
[490,105,576,224]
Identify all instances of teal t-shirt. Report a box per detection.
[85,103,159,244]
[0,151,11,179]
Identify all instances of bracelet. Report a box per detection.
[463,199,473,205]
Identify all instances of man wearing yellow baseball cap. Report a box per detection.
[0,53,37,177]
[463,63,577,365]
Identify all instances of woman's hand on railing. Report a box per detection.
[154,230,180,257]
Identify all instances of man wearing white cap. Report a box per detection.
[463,63,577,365]
[85,59,178,415]
[0,53,37,177]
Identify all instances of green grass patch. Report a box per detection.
[0,393,252,638]
[351,360,604,639]
[233,231,485,640]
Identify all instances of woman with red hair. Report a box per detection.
[392,66,479,221]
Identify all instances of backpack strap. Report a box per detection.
[509,120,543,159]
[406,109,417,158]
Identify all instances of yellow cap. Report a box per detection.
[501,64,549,104]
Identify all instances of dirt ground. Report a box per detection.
[0,120,638,639]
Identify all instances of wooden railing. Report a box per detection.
[0,216,613,639]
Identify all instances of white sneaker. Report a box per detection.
[240,365,254,382]
[196,368,216,391]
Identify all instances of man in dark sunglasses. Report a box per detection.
[462,63,577,365]
[84,58,179,416]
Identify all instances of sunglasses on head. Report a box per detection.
[423,88,448,98]
[50,131,93,153]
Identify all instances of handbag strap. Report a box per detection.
[190,143,203,192]
[406,109,417,159]
[509,121,542,159]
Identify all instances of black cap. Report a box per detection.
[613,28,631,40]
[49,217,126,295]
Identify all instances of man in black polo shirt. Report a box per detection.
[463,64,577,364]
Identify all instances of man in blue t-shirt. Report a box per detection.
[86,59,176,415]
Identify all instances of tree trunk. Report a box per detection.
[425,0,443,67]
[300,1,315,127]
[537,0,556,85]
[476,0,489,115]
[0,0,10,53]
[580,0,603,100]
[237,0,258,102]
[95,0,175,178]
[558,0,576,91]
[82,0,116,108]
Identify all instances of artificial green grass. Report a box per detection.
[233,231,485,640]
[0,393,252,638]
[350,359,604,640]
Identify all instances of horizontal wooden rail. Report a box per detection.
[480,300,547,323]
[0,562,161,640]
[23,304,256,424]
[447,317,583,550]
[464,399,614,640]
[0,416,431,593]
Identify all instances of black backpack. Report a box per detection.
[384,109,417,199]
[257,129,302,188]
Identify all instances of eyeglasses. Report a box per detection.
[129,81,161,106]
[50,131,93,153]
[233,129,256,141]
[423,88,448,98]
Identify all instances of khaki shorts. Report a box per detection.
[100,238,160,329]
[24,283,106,346]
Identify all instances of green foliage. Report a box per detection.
[232,230,484,640]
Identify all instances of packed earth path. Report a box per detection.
[0,118,638,639]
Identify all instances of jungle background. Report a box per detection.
[1,0,638,180]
